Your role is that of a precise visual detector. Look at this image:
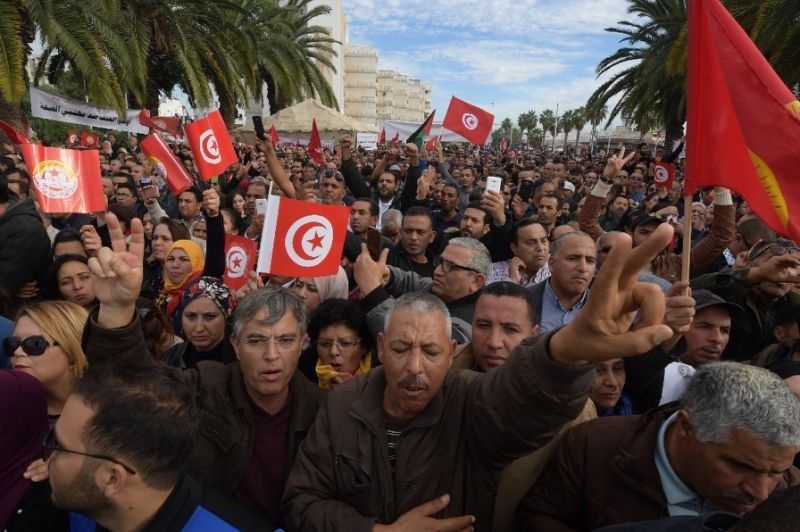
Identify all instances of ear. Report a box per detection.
[100,463,130,499]
[376,332,385,365]
[446,339,457,368]
[675,410,696,444]
[471,273,487,292]
[510,241,518,257]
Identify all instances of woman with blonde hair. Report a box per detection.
[5,300,88,419]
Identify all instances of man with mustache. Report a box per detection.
[284,223,686,531]
[518,362,800,530]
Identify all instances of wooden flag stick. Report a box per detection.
[680,194,693,285]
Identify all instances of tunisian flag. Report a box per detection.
[140,134,194,195]
[307,119,324,165]
[686,0,800,241]
[20,144,105,213]
[138,109,182,137]
[653,161,675,190]
[378,127,386,145]
[257,195,350,277]
[223,234,257,290]
[184,109,239,180]
[268,125,280,145]
[442,96,494,146]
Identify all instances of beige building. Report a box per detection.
[307,0,348,111]
[376,70,432,123]
[343,45,378,126]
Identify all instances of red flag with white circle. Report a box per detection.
[66,131,79,146]
[20,144,105,213]
[80,131,99,148]
[223,234,257,290]
[442,96,494,146]
[654,161,675,189]
[184,109,238,180]
[257,196,350,277]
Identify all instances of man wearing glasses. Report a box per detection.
[79,214,323,529]
[47,362,274,530]
[692,238,800,361]
[357,237,490,342]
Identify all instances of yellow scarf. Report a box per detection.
[158,240,205,316]
[315,356,372,391]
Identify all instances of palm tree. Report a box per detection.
[558,109,574,150]
[571,106,587,151]
[245,0,339,114]
[585,100,608,154]
[587,0,688,145]
[517,110,537,139]
[539,109,557,147]
[1,0,138,136]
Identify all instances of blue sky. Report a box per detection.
[343,0,631,128]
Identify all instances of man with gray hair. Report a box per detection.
[79,214,323,529]
[518,362,800,530]
[284,220,686,530]
[355,236,492,341]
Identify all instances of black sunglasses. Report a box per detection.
[4,336,59,357]
[43,427,137,475]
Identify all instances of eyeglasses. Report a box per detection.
[43,427,137,475]
[433,255,480,274]
[4,336,59,357]
[750,245,800,262]
[316,338,361,351]
[323,170,344,181]
[239,335,299,353]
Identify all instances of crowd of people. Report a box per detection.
[1,130,799,531]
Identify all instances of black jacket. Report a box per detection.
[0,199,50,296]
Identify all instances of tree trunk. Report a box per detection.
[664,120,684,151]
[0,94,28,143]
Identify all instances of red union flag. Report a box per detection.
[378,127,386,145]
[140,134,195,195]
[80,131,99,148]
[442,96,494,146]
[307,119,324,165]
[223,234,257,290]
[184,109,238,180]
[686,0,800,241]
[20,144,105,213]
[424,137,437,152]
[66,131,79,146]
[257,196,350,277]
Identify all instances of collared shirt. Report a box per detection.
[539,280,588,332]
[655,412,719,516]
[488,260,550,287]
[377,198,394,229]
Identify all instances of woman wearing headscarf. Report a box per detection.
[161,277,237,369]
[291,266,349,315]
[156,189,225,334]
[0,370,67,531]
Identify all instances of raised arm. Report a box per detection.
[464,224,676,464]
[339,135,371,198]
[687,188,735,273]
[258,137,296,199]
[201,188,225,278]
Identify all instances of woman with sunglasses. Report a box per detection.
[6,301,88,419]
[299,299,374,390]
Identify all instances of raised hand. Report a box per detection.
[87,212,144,328]
[480,190,506,226]
[80,224,102,258]
[508,256,526,284]
[603,146,636,181]
[747,250,800,285]
[235,270,265,300]
[354,243,389,296]
[202,188,220,217]
[373,494,475,532]
[549,224,676,365]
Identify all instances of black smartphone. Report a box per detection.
[519,180,535,202]
[252,115,266,141]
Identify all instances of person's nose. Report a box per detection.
[707,326,724,344]
[487,326,504,349]
[407,348,424,375]
[741,473,774,504]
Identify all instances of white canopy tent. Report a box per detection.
[239,99,378,140]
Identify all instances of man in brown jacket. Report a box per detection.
[81,214,323,529]
[282,219,682,530]
[578,148,735,283]
[517,363,800,531]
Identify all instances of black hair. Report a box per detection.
[402,206,434,228]
[179,185,203,203]
[353,197,378,216]
[73,362,197,489]
[45,253,90,300]
[480,281,537,323]
[52,228,84,254]
[154,217,191,242]
[510,217,546,244]
[0,156,14,169]
[4,166,29,181]
[734,485,800,530]
[307,299,374,354]
[465,200,492,226]
[0,173,8,204]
